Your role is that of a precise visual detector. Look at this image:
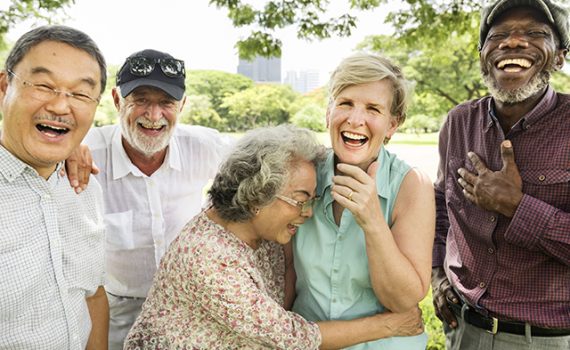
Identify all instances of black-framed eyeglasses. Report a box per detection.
[7,70,100,108]
[125,56,185,78]
[275,194,319,213]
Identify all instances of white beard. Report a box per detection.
[481,69,550,105]
[120,115,174,157]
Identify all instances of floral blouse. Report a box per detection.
[124,210,321,350]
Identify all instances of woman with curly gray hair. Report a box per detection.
[125,124,423,349]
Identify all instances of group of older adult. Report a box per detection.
[0,0,569,349]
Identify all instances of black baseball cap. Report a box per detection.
[116,49,186,100]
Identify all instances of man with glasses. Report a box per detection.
[78,49,230,349]
[0,25,108,349]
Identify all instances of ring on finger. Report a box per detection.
[347,190,354,201]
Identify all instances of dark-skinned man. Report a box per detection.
[431,0,570,349]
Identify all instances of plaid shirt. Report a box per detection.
[0,146,105,349]
[434,86,570,329]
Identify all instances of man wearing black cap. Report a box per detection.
[81,49,229,350]
[431,0,570,349]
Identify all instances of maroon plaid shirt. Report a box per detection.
[434,86,570,329]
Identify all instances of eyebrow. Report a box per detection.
[30,66,98,89]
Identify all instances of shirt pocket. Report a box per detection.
[520,168,570,209]
[104,210,135,250]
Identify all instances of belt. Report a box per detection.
[449,301,570,337]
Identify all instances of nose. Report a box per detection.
[347,107,365,127]
[301,206,313,218]
[145,103,164,122]
[498,33,529,50]
[44,92,72,115]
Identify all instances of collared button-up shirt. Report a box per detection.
[0,146,105,349]
[434,86,570,328]
[293,147,428,349]
[84,124,230,298]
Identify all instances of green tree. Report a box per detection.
[180,94,224,129]
[221,83,299,131]
[186,70,253,110]
[209,0,487,59]
[0,0,74,48]
[291,102,327,132]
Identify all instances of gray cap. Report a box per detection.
[479,0,570,51]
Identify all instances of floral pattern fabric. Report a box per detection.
[125,210,321,350]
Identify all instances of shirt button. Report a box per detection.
[333,268,339,273]
[489,216,496,222]
[488,248,494,254]
[338,236,343,241]
[332,298,337,303]
[479,282,486,288]
[538,175,546,182]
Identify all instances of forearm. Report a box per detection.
[364,225,427,312]
[86,285,109,350]
[506,194,570,266]
[317,314,394,349]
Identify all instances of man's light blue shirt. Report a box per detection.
[293,146,427,349]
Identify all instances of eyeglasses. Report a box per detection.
[275,194,319,213]
[7,70,100,108]
[123,56,185,79]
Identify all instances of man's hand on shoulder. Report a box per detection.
[62,144,99,194]
[457,140,523,217]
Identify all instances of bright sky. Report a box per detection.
[2,0,395,85]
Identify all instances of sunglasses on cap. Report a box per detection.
[124,56,185,79]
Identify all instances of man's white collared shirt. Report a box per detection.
[84,124,230,298]
[0,146,105,349]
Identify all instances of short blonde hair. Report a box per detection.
[328,52,410,127]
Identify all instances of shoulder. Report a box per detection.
[447,96,489,120]
[174,125,233,153]
[83,124,119,150]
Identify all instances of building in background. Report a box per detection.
[237,56,281,83]
[284,69,320,94]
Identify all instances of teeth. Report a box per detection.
[139,122,165,130]
[342,131,366,140]
[497,58,531,69]
[40,124,68,131]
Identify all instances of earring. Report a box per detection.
[254,208,260,215]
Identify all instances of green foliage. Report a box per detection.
[291,103,327,132]
[0,0,75,48]
[421,289,445,350]
[186,70,253,116]
[209,0,369,59]
[551,70,570,93]
[180,94,225,129]
[221,83,298,131]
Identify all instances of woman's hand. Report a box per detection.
[331,161,383,230]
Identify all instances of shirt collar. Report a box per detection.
[316,146,391,200]
[110,127,181,180]
[0,144,63,186]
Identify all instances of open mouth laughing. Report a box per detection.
[136,117,168,133]
[36,123,70,137]
[341,131,368,146]
[496,58,532,73]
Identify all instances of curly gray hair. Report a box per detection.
[209,124,326,222]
